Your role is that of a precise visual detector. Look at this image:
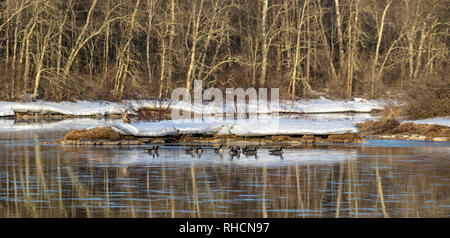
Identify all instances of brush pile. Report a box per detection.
[63,127,121,141]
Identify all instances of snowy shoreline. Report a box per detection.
[109,116,450,138]
[0,99,447,139]
[0,98,384,117]
[111,118,359,137]
[403,117,450,127]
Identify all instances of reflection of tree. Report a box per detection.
[0,143,448,217]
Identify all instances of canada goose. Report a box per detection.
[214,144,224,153]
[196,146,203,155]
[185,146,195,154]
[147,146,159,154]
[242,145,258,153]
[269,146,284,155]
[147,146,159,157]
[244,149,257,156]
[122,110,132,124]
[229,146,241,152]
[229,146,241,157]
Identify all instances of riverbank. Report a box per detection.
[53,115,450,145]
[2,98,448,143]
[357,117,450,142]
[0,98,384,118]
[57,130,364,146]
[54,119,365,145]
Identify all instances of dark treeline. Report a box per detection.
[0,0,448,101]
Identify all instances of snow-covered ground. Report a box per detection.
[405,116,450,127]
[0,99,447,137]
[0,98,384,117]
[111,118,358,137]
[0,118,120,132]
[0,113,376,134]
[0,100,124,117]
[0,115,448,136]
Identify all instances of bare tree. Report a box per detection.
[370,0,392,98]
[0,0,447,102]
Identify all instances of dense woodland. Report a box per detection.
[0,0,448,102]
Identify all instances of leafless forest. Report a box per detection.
[0,0,448,102]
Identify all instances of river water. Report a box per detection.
[0,119,448,218]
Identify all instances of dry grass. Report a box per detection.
[357,118,450,138]
[357,119,401,136]
[389,122,450,138]
[357,103,405,136]
[380,104,403,121]
[403,70,450,120]
[63,127,121,141]
[121,100,172,122]
[134,106,172,121]
[328,133,362,140]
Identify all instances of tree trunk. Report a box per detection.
[371,0,392,98]
[165,0,176,97]
[291,0,309,101]
[185,0,203,93]
[334,0,345,75]
[316,0,338,82]
[260,0,269,88]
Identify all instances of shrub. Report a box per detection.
[404,70,450,119]
[63,127,121,141]
[121,100,172,122]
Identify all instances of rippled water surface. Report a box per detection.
[0,123,449,218]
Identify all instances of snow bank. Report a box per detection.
[111,118,357,137]
[0,98,386,136]
[225,119,357,136]
[160,98,384,114]
[0,100,121,116]
[0,98,384,117]
[405,116,450,127]
[111,120,227,137]
[276,98,383,113]
[0,118,120,132]
[0,113,375,133]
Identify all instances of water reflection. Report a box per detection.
[0,133,448,218]
[81,146,358,168]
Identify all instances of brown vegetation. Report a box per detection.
[63,127,121,141]
[357,119,401,136]
[390,123,449,139]
[0,0,447,102]
[326,133,363,143]
[357,119,450,139]
[60,126,364,145]
[358,104,403,135]
[403,68,450,120]
[133,106,171,121]
[121,100,172,121]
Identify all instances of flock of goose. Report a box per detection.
[146,144,285,159]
